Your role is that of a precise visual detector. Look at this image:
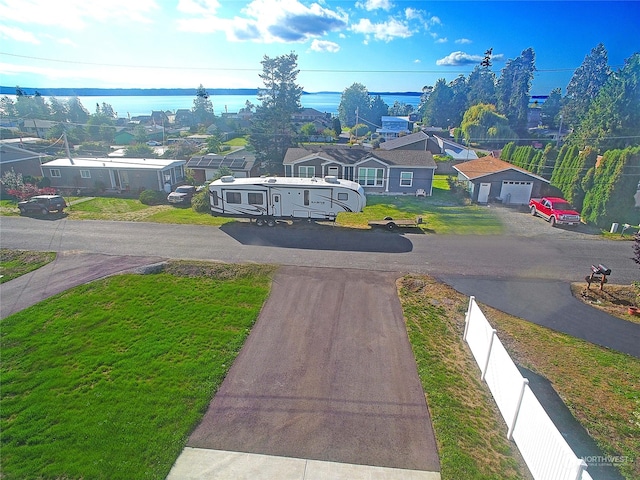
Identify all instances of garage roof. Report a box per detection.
[453,156,548,182]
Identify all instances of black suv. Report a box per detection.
[18,195,67,215]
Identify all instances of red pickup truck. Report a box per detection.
[529,196,581,227]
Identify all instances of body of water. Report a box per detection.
[4,92,422,118]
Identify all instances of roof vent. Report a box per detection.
[324,176,339,183]
[267,177,277,183]
[220,175,235,183]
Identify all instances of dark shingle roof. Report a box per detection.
[284,146,436,168]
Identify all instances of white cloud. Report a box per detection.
[435,37,448,44]
[355,0,393,11]
[0,25,40,44]
[177,0,220,15]
[0,0,160,29]
[456,38,472,44]
[414,59,421,64]
[350,17,411,42]
[309,39,340,53]
[436,51,483,66]
[177,0,347,44]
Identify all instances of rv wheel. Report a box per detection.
[255,217,265,226]
[266,217,276,227]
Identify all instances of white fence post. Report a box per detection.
[463,296,475,341]
[507,378,529,440]
[574,459,588,480]
[480,329,497,381]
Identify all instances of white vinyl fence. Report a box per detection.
[463,296,593,480]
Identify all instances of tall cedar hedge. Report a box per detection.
[581,147,640,228]
[501,144,639,227]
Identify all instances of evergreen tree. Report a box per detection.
[500,142,516,162]
[368,94,389,129]
[569,53,640,152]
[467,65,497,106]
[192,84,215,126]
[449,75,469,126]
[496,48,536,135]
[66,97,89,124]
[561,43,610,129]
[338,83,371,127]
[249,52,303,172]
[540,88,562,128]
[422,78,453,127]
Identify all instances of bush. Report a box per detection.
[139,189,166,206]
[191,189,210,213]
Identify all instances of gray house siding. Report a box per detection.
[458,169,544,203]
[45,165,167,192]
[389,167,435,194]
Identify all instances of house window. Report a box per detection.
[299,166,315,178]
[50,169,61,178]
[248,192,264,205]
[400,172,413,187]
[226,192,241,204]
[337,192,348,201]
[80,170,91,179]
[358,168,384,187]
[344,166,354,181]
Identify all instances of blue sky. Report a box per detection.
[0,0,638,95]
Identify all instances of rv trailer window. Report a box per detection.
[304,190,310,206]
[337,192,348,200]
[226,192,241,204]
[248,192,264,205]
[212,191,219,206]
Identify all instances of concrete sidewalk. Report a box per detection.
[167,449,440,480]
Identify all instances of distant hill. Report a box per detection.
[0,86,423,97]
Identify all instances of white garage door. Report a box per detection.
[500,181,533,205]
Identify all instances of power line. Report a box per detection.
[0,51,620,75]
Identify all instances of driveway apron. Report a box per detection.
[187,266,441,472]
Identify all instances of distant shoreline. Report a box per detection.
[0,86,422,97]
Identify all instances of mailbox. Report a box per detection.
[587,264,612,290]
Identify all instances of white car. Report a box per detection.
[146,141,162,146]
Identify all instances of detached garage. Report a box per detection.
[453,156,548,205]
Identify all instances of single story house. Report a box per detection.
[453,156,549,205]
[283,146,437,195]
[41,157,186,193]
[187,147,257,183]
[0,143,45,178]
[380,131,438,152]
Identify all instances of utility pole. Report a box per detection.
[63,132,73,164]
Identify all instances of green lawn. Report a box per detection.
[1,262,275,480]
[0,249,56,283]
[338,176,504,234]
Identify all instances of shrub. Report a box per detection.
[191,189,210,213]
[139,189,166,206]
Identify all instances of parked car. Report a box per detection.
[167,185,197,205]
[18,195,67,215]
[146,140,162,146]
[529,196,581,227]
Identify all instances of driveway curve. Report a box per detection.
[0,251,165,319]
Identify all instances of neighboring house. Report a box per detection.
[432,135,478,160]
[292,108,331,125]
[380,131,438,152]
[41,157,186,193]
[114,131,135,145]
[174,109,195,127]
[376,116,413,140]
[18,119,58,139]
[187,147,257,183]
[0,143,45,178]
[150,110,169,126]
[453,155,549,205]
[283,145,437,195]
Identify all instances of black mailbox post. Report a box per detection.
[586,264,612,290]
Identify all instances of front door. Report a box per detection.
[271,194,281,217]
[477,183,491,203]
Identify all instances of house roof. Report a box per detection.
[283,146,436,169]
[0,143,44,164]
[453,156,548,182]
[379,131,429,150]
[432,135,478,160]
[187,148,256,171]
[42,157,185,170]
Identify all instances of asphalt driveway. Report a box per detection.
[187,266,441,472]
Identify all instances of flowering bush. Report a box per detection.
[6,185,57,201]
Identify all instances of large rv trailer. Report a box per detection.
[209,176,366,225]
